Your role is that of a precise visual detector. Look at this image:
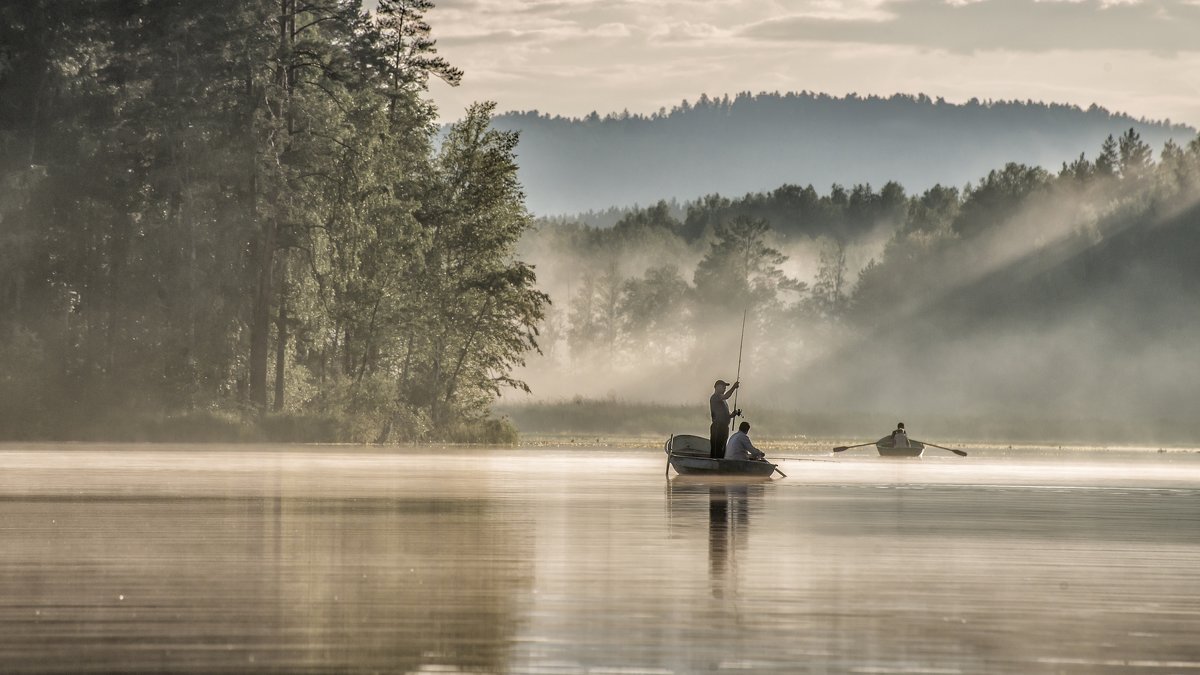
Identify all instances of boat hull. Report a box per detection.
[665,434,778,476]
[669,455,777,476]
[874,436,925,457]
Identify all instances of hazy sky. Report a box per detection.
[425,0,1200,126]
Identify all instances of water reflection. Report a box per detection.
[3,446,1200,673]
[668,478,768,600]
[0,494,533,673]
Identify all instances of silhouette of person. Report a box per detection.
[709,379,739,459]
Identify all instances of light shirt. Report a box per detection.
[724,431,764,461]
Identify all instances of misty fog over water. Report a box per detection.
[508,125,1200,443]
[3,445,1198,673]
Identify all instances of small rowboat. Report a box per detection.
[875,435,925,458]
[664,434,778,477]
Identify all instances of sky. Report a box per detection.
[424,0,1200,127]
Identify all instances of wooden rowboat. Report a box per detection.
[664,434,778,477]
[875,435,925,458]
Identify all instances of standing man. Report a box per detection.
[709,379,740,459]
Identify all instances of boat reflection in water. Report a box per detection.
[667,477,769,599]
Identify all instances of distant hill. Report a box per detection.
[487,91,1195,216]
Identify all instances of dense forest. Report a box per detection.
[0,1,546,441]
[5,4,1200,444]
[491,92,1194,215]
[515,129,1200,442]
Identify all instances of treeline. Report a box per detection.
[521,129,1200,432]
[0,1,545,442]
[489,91,1193,215]
[526,176,929,365]
[517,91,1187,127]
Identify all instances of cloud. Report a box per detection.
[440,29,545,47]
[426,0,1200,128]
[649,21,729,42]
[741,0,1200,53]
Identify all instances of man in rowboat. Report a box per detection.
[709,379,740,459]
[891,422,910,448]
[725,421,766,461]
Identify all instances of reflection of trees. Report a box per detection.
[0,495,533,672]
[276,497,533,672]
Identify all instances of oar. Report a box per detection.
[831,442,876,453]
[912,439,968,457]
[756,456,787,477]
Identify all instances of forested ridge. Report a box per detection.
[0,1,546,442]
[491,92,1193,216]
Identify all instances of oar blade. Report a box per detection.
[913,439,968,457]
[832,446,848,453]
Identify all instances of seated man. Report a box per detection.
[891,422,910,448]
[724,421,766,461]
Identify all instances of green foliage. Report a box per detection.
[1118,128,1153,180]
[440,417,519,445]
[0,2,542,443]
[693,215,800,313]
[954,163,1051,238]
[522,129,1200,429]
[259,413,346,443]
[620,265,691,358]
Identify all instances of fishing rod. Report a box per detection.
[729,309,787,478]
[730,308,747,433]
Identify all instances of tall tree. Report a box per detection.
[0,1,548,440]
[1117,128,1153,181]
[693,216,798,315]
[407,103,549,431]
[810,238,849,319]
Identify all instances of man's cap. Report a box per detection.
[714,379,729,387]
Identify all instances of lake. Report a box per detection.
[1,443,1198,673]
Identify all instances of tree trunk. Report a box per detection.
[273,255,288,412]
[249,0,292,412]
[249,218,275,411]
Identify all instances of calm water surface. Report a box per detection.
[1,443,1199,673]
